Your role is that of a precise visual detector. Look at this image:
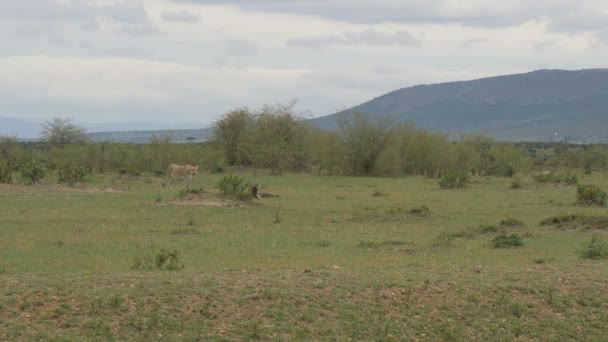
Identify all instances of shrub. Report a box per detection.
[439,171,470,189]
[132,248,183,271]
[492,234,524,248]
[576,184,606,206]
[58,164,87,185]
[216,174,252,200]
[511,178,523,189]
[20,159,45,185]
[0,159,12,184]
[152,168,165,176]
[579,235,608,260]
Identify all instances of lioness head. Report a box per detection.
[188,165,199,176]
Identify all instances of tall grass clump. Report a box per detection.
[216,174,252,200]
[576,184,606,206]
[579,235,608,260]
[132,248,183,271]
[511,178,523,189]
[0,159,12,184]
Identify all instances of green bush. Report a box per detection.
[491,234,524,248]
[439,171,470,189]
[216,174,252,200]
[579,235,608,260]
[0,159,12,184]
[20,159,45,185]
[576,184,606,206]
[58,164,87,185]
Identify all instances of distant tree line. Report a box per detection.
[2,106,608,185]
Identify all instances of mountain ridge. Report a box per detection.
[3,69,607,143]
[311,68,608,142]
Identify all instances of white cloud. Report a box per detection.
[223,39,259,57]
[287,29,420,48]
[0,0,606,127]
[161,10,199,23]
[171,0,608,32]
[0,55,308,123]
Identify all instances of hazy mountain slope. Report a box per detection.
[86,127,213,143]
[0,117,41,138]
[311,69,608,142]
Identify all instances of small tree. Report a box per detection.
[490,144,529,177]
[20,159,45,184]
[214,108,256,166]
[40,117,87,148]
[337,111,395,176]
[252,101,310,175]
[461,134,495,176]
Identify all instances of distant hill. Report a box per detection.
[86,127,213,143]
[310,69,608,142]
[0,117,41,138]
[0,116,213,143]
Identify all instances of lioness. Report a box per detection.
[164,163,198,187]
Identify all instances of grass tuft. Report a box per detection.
[491,234,524,248]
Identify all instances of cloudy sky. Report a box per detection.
[1,0,607,131]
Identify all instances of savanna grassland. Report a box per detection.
[1,171,608,341]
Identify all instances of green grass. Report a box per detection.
[1,171,608,340]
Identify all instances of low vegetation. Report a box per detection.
[2,112,608,340]
[540,214,608,230]
[1,172,608,340]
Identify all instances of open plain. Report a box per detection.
[1,172,608,341]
